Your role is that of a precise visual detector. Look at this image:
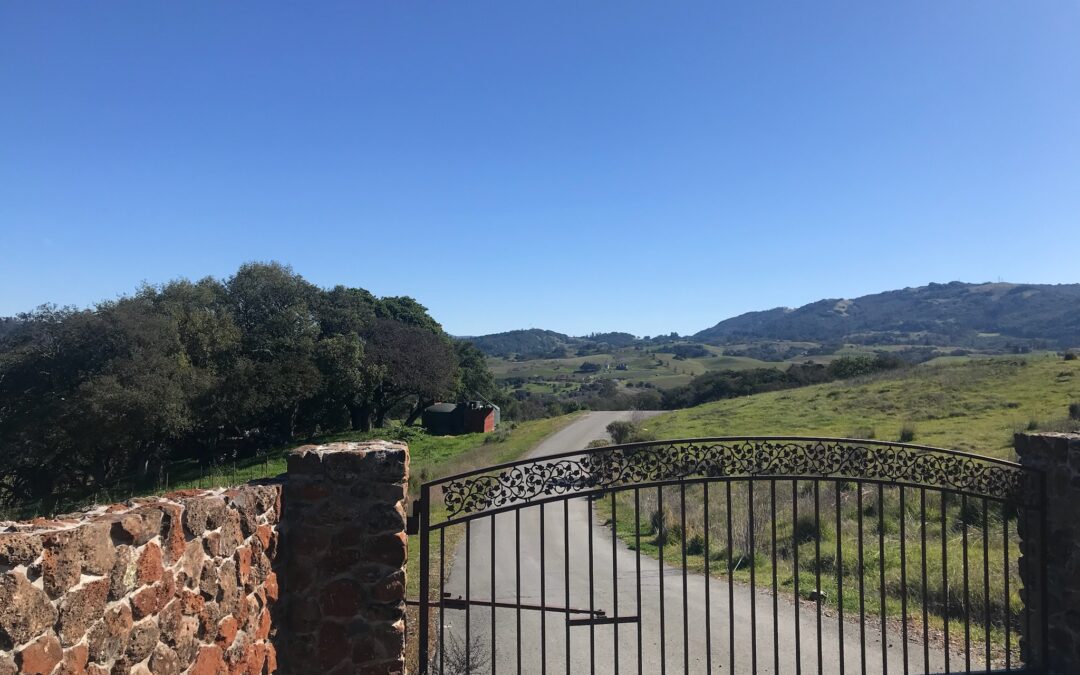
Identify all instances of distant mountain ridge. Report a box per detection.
[693,282,1080,347]
[466,282,1080,356]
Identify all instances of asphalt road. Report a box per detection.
[440,412,951,674]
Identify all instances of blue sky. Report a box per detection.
[2,2,1078,337]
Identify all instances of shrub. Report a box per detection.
[1064,351,1078,361]
[898,424,917,443]
[793,514,822,544]
[1069,402,1080,421]
[685,531,706,556]
[606,420,636,444]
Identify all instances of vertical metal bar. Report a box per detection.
[635,489,643,674]
[419,489,431,673]
[704,482,713,675]
[491,514,497,675]
[681,483,689,674]
[772,479,780,675]
[900,486,908,675]
[1040,472,1050,673]
[836,481,845,675]
[659,485,667,675]
[516,509,522,675]
[588,496,596,675]
[858,485,866,675]
[941,492,950,674]
[962,494,970,672]
[564,501,571,675]
[728,481,736,675]
[815,481,823,675]
[878,483,887,675]
[440,526,446,675]
[1004,506,1010,671]
[920,489,929,674]
[794,479,802,675]
[612,491,620,675]
[541,504,547,675]
[466,519,472,674]
[1022,504,1031,670]
[750,480,758,674]
[982,498,991,672]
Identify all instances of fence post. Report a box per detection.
[281,441,409,675]
[1014,432,1080,674]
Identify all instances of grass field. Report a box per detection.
[596,355,1079,664]
[645,353,1080,458]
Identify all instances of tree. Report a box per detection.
[364,319,459,428]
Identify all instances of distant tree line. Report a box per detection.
[0,262,499,509]
[661,353,905,409]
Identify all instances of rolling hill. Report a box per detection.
[465,282,1080,357]
[693,282,1080,348]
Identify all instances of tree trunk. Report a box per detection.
[349,403,371,432]
[405,398,433,427]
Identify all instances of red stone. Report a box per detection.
[255,525,272,550]
[370,571,404,604]
[235,546,252,588]
[160,503,187,564]
[56,578,110,646]
[130,573,174,620]
[254,609,271,641]
[55,643,87,675]
[136,542,164,585]
[245,644,266,675]
[319,578,363,617]
[366,532,407,567]
[262,570,278,600]
[264,644,277,672]
[318,622,348,672]
[189,646,227,675]
[17,633,62,675]
[215,616,239,650]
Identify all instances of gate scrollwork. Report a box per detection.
[438,438,1036,518]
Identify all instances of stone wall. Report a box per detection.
[0,484,282,675]
[0,440,408,675]
[1015,432,1080,674]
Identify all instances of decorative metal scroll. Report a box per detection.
[439,439,1039,518]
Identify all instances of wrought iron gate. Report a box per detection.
[412,437,1047,674]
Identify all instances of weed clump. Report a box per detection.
[898,423,917,443]
[650,506,674,546]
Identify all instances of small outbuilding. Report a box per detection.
[422,400,500,435]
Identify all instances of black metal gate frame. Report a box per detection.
[413,436,1048,674]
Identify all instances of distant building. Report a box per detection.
[422,400,500,435]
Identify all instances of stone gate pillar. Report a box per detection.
[281,441,409,675]
[1014,432,1080,674]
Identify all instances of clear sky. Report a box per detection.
[2,2,1078,337]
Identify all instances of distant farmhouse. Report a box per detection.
[422,399,500,435]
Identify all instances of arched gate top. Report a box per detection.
[426,437,1042,519]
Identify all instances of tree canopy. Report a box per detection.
[0,262,496,508]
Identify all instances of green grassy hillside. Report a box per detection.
[599,355,1079,663]
[643,354,1080,458]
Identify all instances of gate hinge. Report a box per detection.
[405,499,422,536]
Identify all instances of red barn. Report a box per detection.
[421,400,500,435]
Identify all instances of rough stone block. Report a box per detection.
[0,572,57,650]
